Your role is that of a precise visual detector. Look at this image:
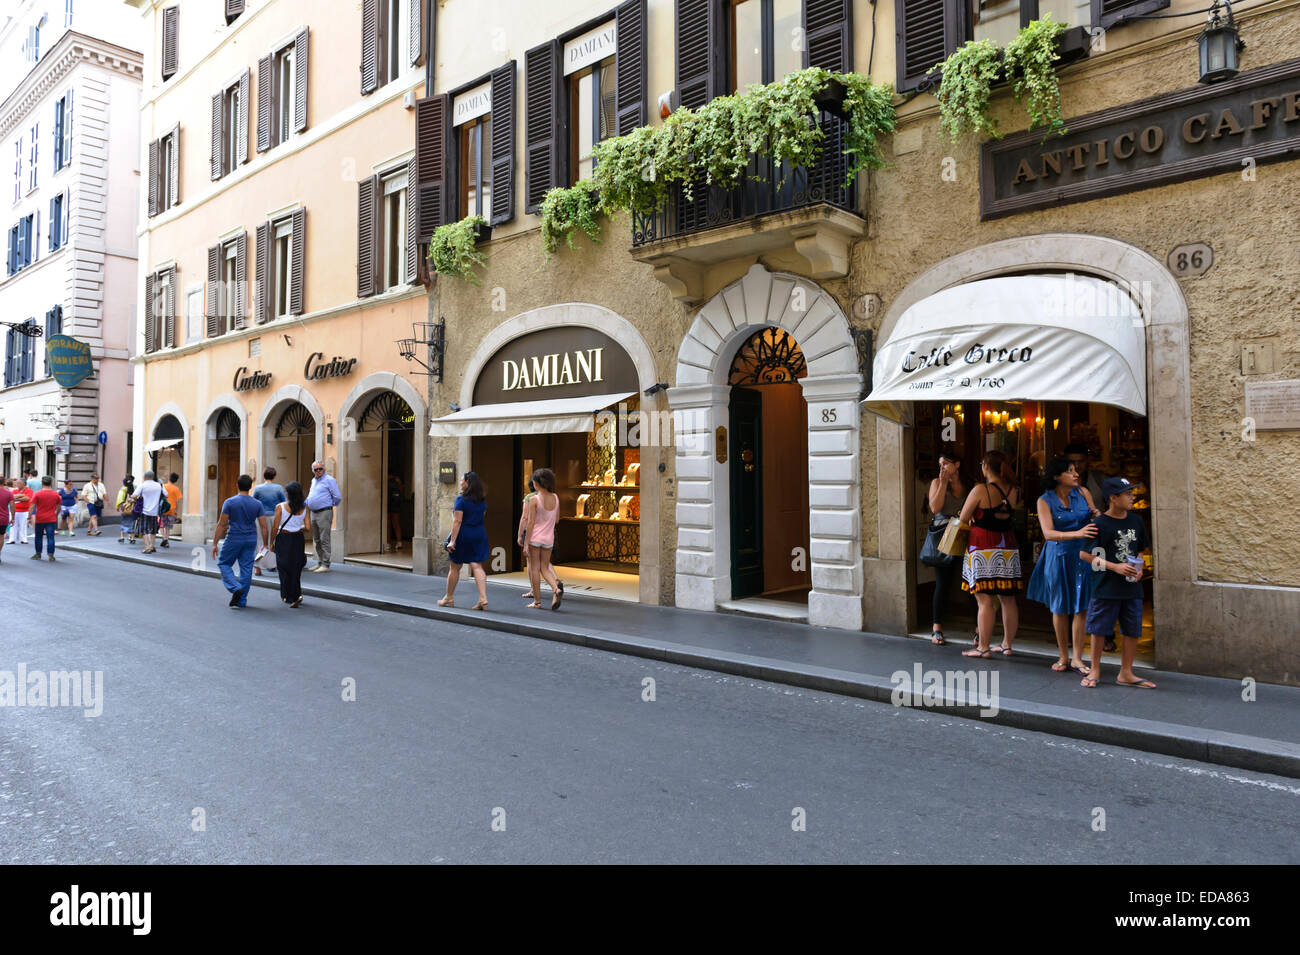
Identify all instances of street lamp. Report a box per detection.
[1198,1,1245,83]
[397,319,446,382]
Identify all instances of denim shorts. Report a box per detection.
[1085,597,1143,638]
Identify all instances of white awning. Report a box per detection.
[145,437,183,453]
[429,392,638,438]
[862,274,1146,423]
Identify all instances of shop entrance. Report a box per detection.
[214,408,241,511]
[346,391,415,566]
[725,327,811,604]
[149,414,184,489]
[268,402,316,492]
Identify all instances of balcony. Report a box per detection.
[630,95,865,303]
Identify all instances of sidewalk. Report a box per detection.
[60,533,1300,779]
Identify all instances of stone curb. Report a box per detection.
[63,542,1300,780]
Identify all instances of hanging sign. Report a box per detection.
[45,335,94,388]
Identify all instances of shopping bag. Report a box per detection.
[937,519,969,557]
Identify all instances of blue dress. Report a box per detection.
[1027,488,1094,614]
[451,495,490,565]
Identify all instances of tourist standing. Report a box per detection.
[438,471,490,610]
[160,473,183,548]
[133,470,165,554]
[521,468,564,611]
[958,450,1022,657]
[30,475,61,561]
[268,481,308,608]
[517,478,537,601]
[211,474,263,608]
[9,479,31,544]
[58,479,78,536]
[925,450,966,645]
[81,473,107,536]
[252,467,286,576]
[1027,457,1098,675]
[305,461,341,573]
[115,476,135,543]
[0,479,13,564]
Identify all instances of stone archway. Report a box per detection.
[869,233,1198,670]
[200,394,248,540]
[258,385,325,495]
[147,401,191,525]
[669,263,862,629]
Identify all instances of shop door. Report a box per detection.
[349,431,383,553]
[729,386,763,599]
[216,439,239,506]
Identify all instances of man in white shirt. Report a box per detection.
[81,473,108,536]
[132,470,165,554]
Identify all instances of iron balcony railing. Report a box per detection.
[631,96,857,248]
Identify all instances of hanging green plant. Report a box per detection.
[538,180,603,257]
[1005,16,1068,137]
[427,215,488,285]
[933,39,1003,142]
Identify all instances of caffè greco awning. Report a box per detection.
[862,274,1146,424]
[429,392,638,438]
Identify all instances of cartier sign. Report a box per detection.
[981,56,1300,219]
[473,326,638,405]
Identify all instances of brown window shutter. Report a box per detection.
[489,61,516,227]
[615,0,648,134]
[147,138,159,216]
[225,0,245,25]
[405,157,418,283]
[206,245,222,337]
[1091,0,1169,30]
[144,272,157,352]
[234,231,247,326]
[409,0,424,68]
[361,0,380,95]
[163,268,176,348]
[524,40,563,213]
[895,0,964,93]
[804,0,852,72]
[168,124,180,207]
[254,221,270,324]
[413,94,448,244]
[210,92,223,180]
[161,6,179,80]
[237,69,250,164]
[294,29,309,134]
[289,208,306,315]
[675,0,723,109]
[257,55,272,152]
[357,175,379,297]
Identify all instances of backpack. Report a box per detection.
[159,493,171,516]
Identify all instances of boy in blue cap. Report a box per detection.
[1078,476,1156,689]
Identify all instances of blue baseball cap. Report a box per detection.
[1102,476,1143,498]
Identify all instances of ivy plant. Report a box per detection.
[1005,16,1067,137]
[933,39,1003,142]
[427,215,488,285]
[538,68,897,256]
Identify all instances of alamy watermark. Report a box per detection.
[891,664,1000,717]
[0,664,103,718]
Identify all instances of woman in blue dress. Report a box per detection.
[1028,457,1099,674]
[438,471,490,610]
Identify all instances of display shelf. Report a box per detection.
[574,485,640,493]
[562,516,640,525]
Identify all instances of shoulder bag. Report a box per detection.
[920,516,957,567]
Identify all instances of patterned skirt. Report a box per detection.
[962,527,1024,594]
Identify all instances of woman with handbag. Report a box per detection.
[1027,457,1098,674]
[268,481,308,608]
[114,476,135,544]
[957,450,1023,658]
[922,451,966,645]
[438,471,490,610]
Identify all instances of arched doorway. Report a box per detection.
[356,391,415,558]
[214,408,241,513]
[726,327,811,602]
[149,414,184,488]
[268,401,316,492]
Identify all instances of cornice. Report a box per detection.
[1,32,143,140]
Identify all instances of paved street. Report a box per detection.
[1,552,1297,864]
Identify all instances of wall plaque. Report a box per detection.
[1245,379,1300,431]
[981,55,1300,220]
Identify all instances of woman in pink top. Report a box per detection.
[521,468,564,610]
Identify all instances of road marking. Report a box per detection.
[352,609,379,617]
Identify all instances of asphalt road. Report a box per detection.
[1,548,1297,864]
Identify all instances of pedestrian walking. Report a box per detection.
[212,474,263,608]
[160,473,183,548]
[0,479,13,565]
[268,481,308,608]
[925,449,966,645]
[252,467,287,577]
[958,450,1023,658]
[521,468,564,611]
[438,471,490,610]
[58,479,78,536]
[132,470,165,554]
[30,475,61,561]
[25,469,40,493]
[1027,457,1099,675]
[517,478,537,601]
[1079,477,1156,689]
[305,460,341,573]
[81,473,107,536]
[8,479,31,545]
[115,476,135,543]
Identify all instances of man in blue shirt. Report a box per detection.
[304,460,341,573]
[212,474,264,607]
[251,467,287,577]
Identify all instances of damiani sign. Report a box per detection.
[980,56,1300,219]
[503,348,604,392]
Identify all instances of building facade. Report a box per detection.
[0,1,141,488]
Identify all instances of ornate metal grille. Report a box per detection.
[274,402,315,438]
[358,392,415,432]
[727,327,807,386]
[214,408,241,440]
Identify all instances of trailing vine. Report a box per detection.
[934,17,1068,143]
[427,215,488,284]
[537,68,897,255]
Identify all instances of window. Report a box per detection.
[186,286,203,343]
[4,320,38,387]
[362,0,419,94]
[222,240,239,332]
[385,0,404,86]
[161,6,179,81]
[13,137,21,205]
[273,218,292,319]
[972,0,1090,44]
[381,168,409,290]
[28,124,38,192]
[144,266,177,352]
[253,210,304,321]
[43,306,63,377]
[211,73,248,180]
[729,0,802,92]
[53,90,74,170]
[258,31,308,152]
[206,232,247,336]
[225,0,245,25]
[24,24,41,65]
[225,84,240,172]
[48,191,68,251]
[65,0,74,30]
[7,213,37,275]
[459,116,492,220]
[148,125,179,216]
[570,59,616,183]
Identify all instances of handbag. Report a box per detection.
[937,518,970,558]
[920,516,957,567]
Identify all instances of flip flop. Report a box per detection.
[962,647,992,658]
[1118,678,1157,689]
[996,644,1013,656]
[1080,676,1098,688]
[931,631,947,645]
[1051,661,1069,672]
[1073,665,1091,676]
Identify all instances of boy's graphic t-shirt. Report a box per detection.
[1090,512,1150,599]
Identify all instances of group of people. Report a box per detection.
[927,445,1155,690]
[112,472,182,552]
[0,470,118,563]
[436,468,565,612]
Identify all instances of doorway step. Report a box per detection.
[718,597,809,624]
[345,551,413,572]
